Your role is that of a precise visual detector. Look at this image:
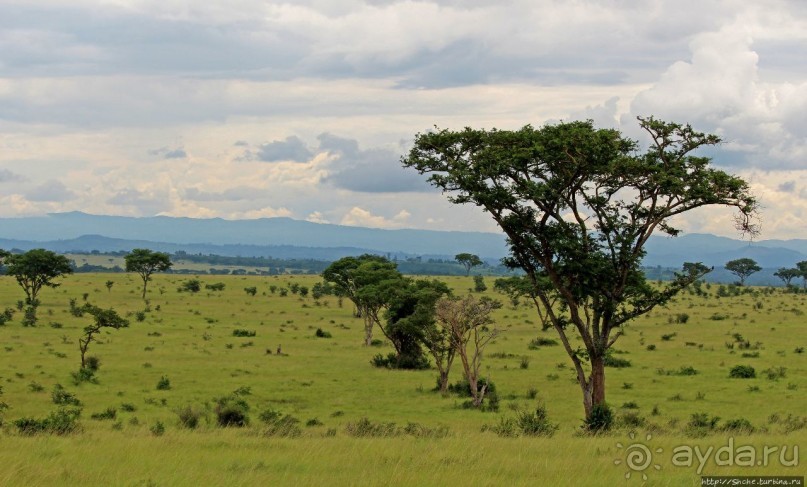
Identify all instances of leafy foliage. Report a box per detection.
[403,117,757,420]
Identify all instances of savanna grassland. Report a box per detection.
[0,273,805,486]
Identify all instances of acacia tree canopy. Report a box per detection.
[323,254,403,346]
[402,117,758,421]
[725,258,762,286]
[455,253,482,276]
[4,249,74,305]
[124,249,172,299]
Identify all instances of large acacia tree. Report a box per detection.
[4,249,74,305]
[403,117,757,421]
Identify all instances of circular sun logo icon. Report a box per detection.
[614,432,663,480]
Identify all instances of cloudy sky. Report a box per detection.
[1,0,806,239]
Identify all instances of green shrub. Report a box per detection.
[90,408,117,420]
[345,417,399,437]
[528,337,558,349]
[371,352,398,368]
[52,384,80,406]
[515,405,557,437]
[232,329,256,337]
[729,365,756,379]
[604,355,631,368]
[620,411,646,428]
[244,286,257,296]
[264,413,302,438]
[687,412,721,435]
[723,418,754,433]
[156,376,171,390]
[205,282,226,291]
[177,405,203,429]
[214,395,249,427]
[473,275,487,292]
[71,367,98,385]
[84,356,101,372]
[178,279,201,293]
[150,421,165,436]
[315,328,332,338]
[583,403,613,432]
[14,408,82,435]
[0,307,14,326]
[762,366,786,380]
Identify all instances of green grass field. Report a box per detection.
[1,273,804,486]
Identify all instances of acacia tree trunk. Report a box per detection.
[437,369,450,392]
[363,313,373,346]
[581,354,606,419]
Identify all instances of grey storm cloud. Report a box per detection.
[0,169,26,183]
[25,180,76,202]
[256,136,313,163]
[317,134,433,193]
[778,181,796,193]
[149,147,186,159]
[164,148,187,159]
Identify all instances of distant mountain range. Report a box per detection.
[0,212,805,275]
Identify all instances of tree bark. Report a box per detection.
[582,354,606,418]
[438,369,449,392]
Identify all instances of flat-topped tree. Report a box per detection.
[725,258,761,286]
[124,249,172,299]
[455,253,482,276]
[4,249,73,306]
[403,117,757,426]
[773,267,800,287]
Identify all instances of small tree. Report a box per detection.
[797,261,807,289]
[323,255,402,345]
[473,275,487,293]
[382,279,451,369]
[78,304,129,370]
[124,249,172,299]
[105,280,114,292]
[4,249,73,309]
[455,253,483,276]
[773,267,801,287]
[725,258,761,286]
[434,295,501,408]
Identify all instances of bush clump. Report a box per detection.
[232,329,256,337]
[14,408,82,435]
[528,337,558,349]
[583,403,613,432]
[214,395,249,427]
[176,405,203,429]
[729,365,756,379]
[314,328,332,338]
[52,384,81,406]
[259,409,302,437]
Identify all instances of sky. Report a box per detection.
[1,0,806,239]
